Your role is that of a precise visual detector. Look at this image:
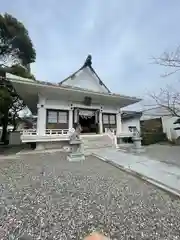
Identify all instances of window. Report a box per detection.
[103,114,116,125]
[58,111,68,123]
[48,111,57,123]
[103,114,109,124]
[47,110,68,124]
[110,115,115,124]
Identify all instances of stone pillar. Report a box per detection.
[37,96,46,135]
[68,108,73,129]
[99,110,103,134]
[133,136,145,153]
[116,109,122,136]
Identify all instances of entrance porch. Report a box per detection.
[78,109,98,134]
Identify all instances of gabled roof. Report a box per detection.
[59,55,111,93]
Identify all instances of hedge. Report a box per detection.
[141,132,167,145]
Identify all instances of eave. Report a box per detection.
[8,77,142,113]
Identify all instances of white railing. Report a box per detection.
[21,129,69,136]
[20,129,37,135]
[105,128,118,148]
[118,132,134,137]
[45,129,69,135]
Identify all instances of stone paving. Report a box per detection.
[143,144,180,167]
[93,148,180,197]
[0,152,180,239]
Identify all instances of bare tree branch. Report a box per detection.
[152,46,180,77]
[149,47,180,118]
[148,86,180,117]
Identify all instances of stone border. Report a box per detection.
[16,148,66,155]
[0,148,68,162]
[92,153,180,198]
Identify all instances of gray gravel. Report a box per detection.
[0,152,180,239]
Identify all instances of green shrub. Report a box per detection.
[141,132,167,145]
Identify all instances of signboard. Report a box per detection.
[79,110,94,117]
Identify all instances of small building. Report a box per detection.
[121,110,142,134]
[121,106,180,142]
[8,55,141,147]
[140,106,180,142]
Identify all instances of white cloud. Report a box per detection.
[1,0,180,97]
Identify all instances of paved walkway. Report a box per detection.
[143,144,180,167]
[92,148,180,197]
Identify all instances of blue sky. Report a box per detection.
[1,0,180,98]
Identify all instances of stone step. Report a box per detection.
[84,145,113,150]
[81,134,114,150]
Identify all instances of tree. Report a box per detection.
[148,47,180,132]
[0,78,26,132]
[149,85,180,117]
[153,47,180,77]
[0,13,36,143]
[0,13,36,66]
[4,64,36,80]
[149,47,180,116]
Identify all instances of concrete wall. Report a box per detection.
[161,116,180,141]
[122,117,141,133]
[61,68,109,93]
[9,131,21,145]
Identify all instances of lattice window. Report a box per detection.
[109,115,116,124]
[103,114,109,124]
[47,111,58,123]
[58,111,68,123]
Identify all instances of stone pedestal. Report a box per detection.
[67,139,85,162]
[117,136,123,145]
[35,142,45,150]
[133,137,145,153]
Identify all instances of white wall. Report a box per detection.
[162,116,180,141]
[45,98,119,113]
[61,68,109,93]
[46,99,70,110]
[37,95,120,135]
[103,105,118,113]
[122,117,141,133]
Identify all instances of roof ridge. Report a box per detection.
[58,55,111,93]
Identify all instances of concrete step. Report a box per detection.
[84,145,113,150]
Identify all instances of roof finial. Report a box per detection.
[84,55,92,67]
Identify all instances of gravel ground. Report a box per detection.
[0,152,180,239]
